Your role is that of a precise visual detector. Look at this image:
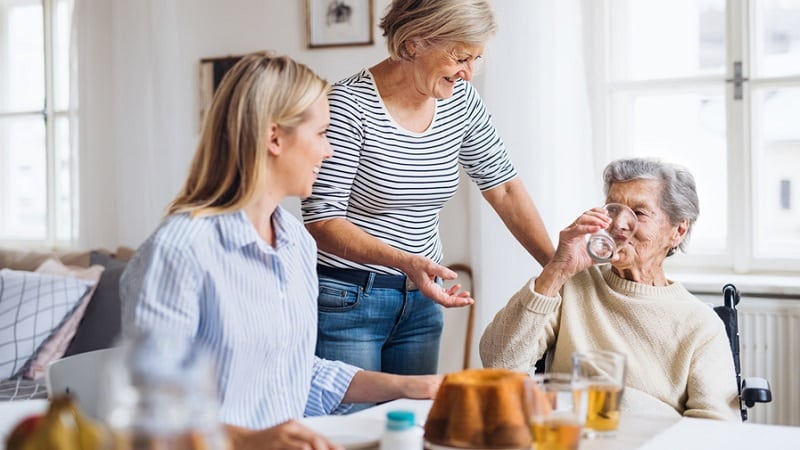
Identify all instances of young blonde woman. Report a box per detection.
[121,52,440,450]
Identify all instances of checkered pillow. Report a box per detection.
[0,269,94,380]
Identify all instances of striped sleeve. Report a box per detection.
[304,357,361,416]
[458,82,517,191]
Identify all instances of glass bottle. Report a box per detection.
[101,332,230,450]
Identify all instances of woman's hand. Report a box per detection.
[534,208,612,296]
[228,420,342,450]
[554,207,611,272]
[403,255,474,308]
[400,374,443,399]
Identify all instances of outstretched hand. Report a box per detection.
[404,256,474,308]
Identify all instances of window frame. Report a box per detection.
[590,0,800,275]
[0,0,76,248]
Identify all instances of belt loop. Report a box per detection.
[365,272,375,294]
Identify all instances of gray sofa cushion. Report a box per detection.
[63,252,125,357]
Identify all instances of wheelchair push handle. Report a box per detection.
[723,283,740,308]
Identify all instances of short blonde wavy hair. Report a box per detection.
[379,0,498,60]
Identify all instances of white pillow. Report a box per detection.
[0,268,94,380]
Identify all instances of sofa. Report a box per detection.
[0,247,132,400]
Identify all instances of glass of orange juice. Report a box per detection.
[572,350,626,437]
[527,373,587,450]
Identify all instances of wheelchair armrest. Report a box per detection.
[742,377,772,407]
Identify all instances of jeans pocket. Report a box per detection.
[317,278,362,312]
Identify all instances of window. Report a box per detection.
[592,0,800,273]
[0,0,75,246]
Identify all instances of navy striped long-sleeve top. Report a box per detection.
[301,69,518,274]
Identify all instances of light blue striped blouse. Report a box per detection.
[120,207,360,429]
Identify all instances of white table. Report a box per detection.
[305,399,800,450]
[4,398,799,450]
[637,417,800,450]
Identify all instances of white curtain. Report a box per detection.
[75,0,189,249]
[467,0,598,367]
[111,0,189,247]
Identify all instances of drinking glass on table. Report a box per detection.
[572,350,626,437]
[585,203,637,263]
[527,373,587,450]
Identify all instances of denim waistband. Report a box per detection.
[316,265,411,290]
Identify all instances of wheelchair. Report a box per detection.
[715,284,772,421]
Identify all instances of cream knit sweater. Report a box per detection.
[480,265,740,421]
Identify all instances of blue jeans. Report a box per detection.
[315,271,444,376]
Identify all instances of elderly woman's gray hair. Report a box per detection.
[603,158,699,257]
[379,0,497,61]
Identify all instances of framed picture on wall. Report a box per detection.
[306,0,374,48]
[198,55,243,129]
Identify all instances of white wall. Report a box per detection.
[78,0,393,249]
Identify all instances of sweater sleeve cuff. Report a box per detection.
[523,277,562,314]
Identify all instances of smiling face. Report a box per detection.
[270,94,332,199]
[408,43,485,99]
[606,179,689,278]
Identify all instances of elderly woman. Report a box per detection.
[302,0,553,377]
[480,158,740,421]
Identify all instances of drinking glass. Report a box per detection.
[572,350,626,437]
[527,373,587,450]
[585,203,638,263]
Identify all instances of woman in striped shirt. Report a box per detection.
[302,0,555,377]
[121,52,440,449]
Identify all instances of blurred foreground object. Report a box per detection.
[6,395,109,450]
[103,332,230,450]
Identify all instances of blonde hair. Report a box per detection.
[379,0,497,60]
[168,51,329,217]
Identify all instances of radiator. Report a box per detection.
[737,299,800,426]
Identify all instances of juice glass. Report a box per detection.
[572,350,626,436]
[527,373,587,450]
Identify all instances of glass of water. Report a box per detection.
[586,203,637,263]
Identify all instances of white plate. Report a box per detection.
[425,440,529,450]
[302,415,384,449]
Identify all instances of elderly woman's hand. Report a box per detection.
[534,207,612,296]
[554,207,612,271]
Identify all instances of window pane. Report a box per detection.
[52,0,73,111]
[610,89,727,254]
[752,0,800,78]
[608,0,726,81]
[0,0,44,113]
[54,115,73,241]
[0,116,47,240]
[752,87,800,258]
